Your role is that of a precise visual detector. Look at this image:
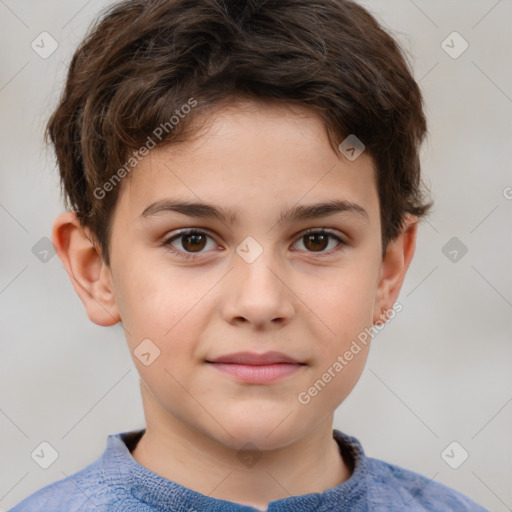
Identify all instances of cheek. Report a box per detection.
[307,268,376,406]
[117,258,211,341]
[300,267,377,352]
[297,344,370,420]
[118,268,207,397]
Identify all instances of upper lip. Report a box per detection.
[206,351,303,365]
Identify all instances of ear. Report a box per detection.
[373,215,418,324]
[52,211,120,326]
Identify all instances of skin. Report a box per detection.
[52,100,417,510]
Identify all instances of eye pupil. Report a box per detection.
[304,233,328,252]
[182,234,206,252]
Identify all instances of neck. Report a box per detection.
[131,386,352,510]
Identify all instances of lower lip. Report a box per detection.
[207,362,303,384]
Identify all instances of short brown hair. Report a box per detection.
[47,0,432,266]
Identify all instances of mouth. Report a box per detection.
[206,361,304,384]
[205,351,306,384]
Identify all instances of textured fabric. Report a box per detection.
[9,428,488,511]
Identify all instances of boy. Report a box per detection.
[10,0,488,510]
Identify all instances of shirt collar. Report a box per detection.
[100,427,369,512]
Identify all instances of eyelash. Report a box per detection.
[162,228,347,261]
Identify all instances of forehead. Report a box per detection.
[116,101,379,227]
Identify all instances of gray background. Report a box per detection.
[1,0,511,510]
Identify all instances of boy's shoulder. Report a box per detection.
[335,430,488,511]
[8,455,110,512]
[364,453,487,511]
[6,430,142,512]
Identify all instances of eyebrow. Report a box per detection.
[138,198,369,225]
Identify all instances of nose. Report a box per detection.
[221,248,296,330]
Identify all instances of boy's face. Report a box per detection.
[55,100,416,451]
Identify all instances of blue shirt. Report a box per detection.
[9,428,487,511]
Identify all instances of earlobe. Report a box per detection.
[52,211,120,327]
[373,215,418,324]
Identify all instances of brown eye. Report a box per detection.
[181,233,207,252]
[303,233,329,252]
[293,229,346,256]
[163,229,217,259]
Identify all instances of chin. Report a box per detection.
[212,414,302,452]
